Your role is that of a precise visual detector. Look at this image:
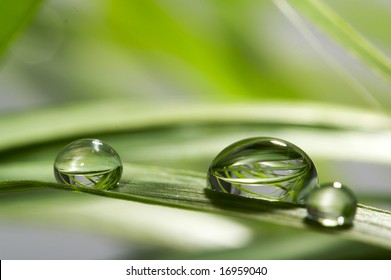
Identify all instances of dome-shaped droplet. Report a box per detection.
[207,137,318,204]
[54,139,122,190]
[305,181,357,227]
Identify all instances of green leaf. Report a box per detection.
[0,0,43,58]
[1,101,390,258]
[106,1,290,100]
[283,0,391,85]
[1,163,391,251]
[0,100,388,152]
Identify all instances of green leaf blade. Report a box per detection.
[2,164,390,251]
[285,0,391,85]
[0,0,43,58]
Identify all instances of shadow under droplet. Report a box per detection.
[303,217,353,231]
[204,188,300,214]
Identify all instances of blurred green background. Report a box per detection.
[1,0,391,259]
[3,0,391,111]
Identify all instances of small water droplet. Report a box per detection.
[54,139,123,190]
[207,137,318,204]
[305,182,357,227]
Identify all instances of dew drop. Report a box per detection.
[305,182,357,227]
[207,137,318,204]
[54,139,123,190]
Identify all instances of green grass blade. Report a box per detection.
[0,101,389,153]
[1,102,390,258]
[285,0,391,85]
[0,0,43,58]
[1,163,390,251]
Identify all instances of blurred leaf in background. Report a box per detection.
[0,0,391,259]
[0,0,43,58]
[3,0,391,111]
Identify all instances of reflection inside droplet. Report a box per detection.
[207,137,318,204]
[305,181,357,227]
[54,139,122,190]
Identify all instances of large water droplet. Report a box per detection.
[207,137,318,204]
[54,139,123,190]
[305,181,357,227]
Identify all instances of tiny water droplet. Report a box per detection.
[207,137,318,204]
[54,139,123,190]
[305,182,357,227]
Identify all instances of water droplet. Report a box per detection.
[207,137,318,204]
[305,182,357,227]
[54,139,123,190]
